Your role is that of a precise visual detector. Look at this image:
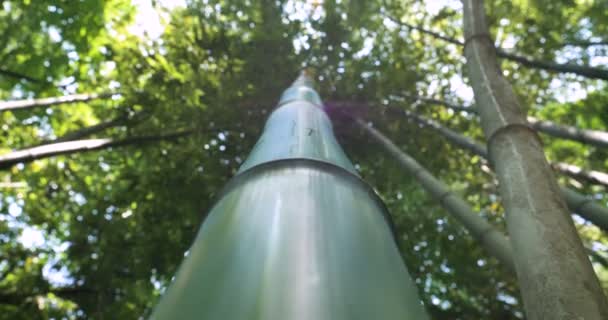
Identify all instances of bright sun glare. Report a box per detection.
[130,0,186,39]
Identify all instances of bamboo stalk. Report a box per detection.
[401,94,608,149]
[462,0,608,318]
[387,107,608,231]
[0,92,113,112]
[356,118,515,270]
[0,130,193,170]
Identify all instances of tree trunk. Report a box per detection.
[0,92,112,112]
[462,1,608,319]
[355,118,515,270]
[0,130,193,170]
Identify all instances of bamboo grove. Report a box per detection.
[1,0,608,319]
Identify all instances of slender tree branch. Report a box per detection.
[396,107,487,157]
[0,181,28,188]
[401,94,608,149]
[0,92,114,113]
[354,117,515,270]
[561,188,608,231]
[379,105,608,232]
[352,115,608,272]
[495,50,608,80]
[383,14,464,45]
[0,130,194,170]
[587,248,608,268]
[49,118,127,144]
[382,13,608,80]
[398,93,475,113]
[564,40,608,47]
[33,111,149,147]
[552,162,608,189]
[0,287,97,305]
[0,68,45,84]
[526,116,608,149]
[331,102,608,231]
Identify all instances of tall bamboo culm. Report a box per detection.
[461,0,608,318]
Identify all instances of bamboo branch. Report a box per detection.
[382,106,608,232]
[383,14,464,46]
[398,93,476,113]
[0,92,114,113]
[34,111,148,147]
[352,115,607,276]
[399,108,487,157]
[399,104,608,188]
[552,162,608,188]
[0,68,45,84]
[526,116,608,149]
[34,118,126,147]
[561,188,608,232]
[0,182,28,188]
[355,118,515,270]
[587,248,608,268]
[496,50,608,80]
[382,14,608,81]
[354,117,608,269]
[564,40,608,47]
[402,94,608,149]
[53,118,126,143]
[0,287,98,306]
[0,130,194,170]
